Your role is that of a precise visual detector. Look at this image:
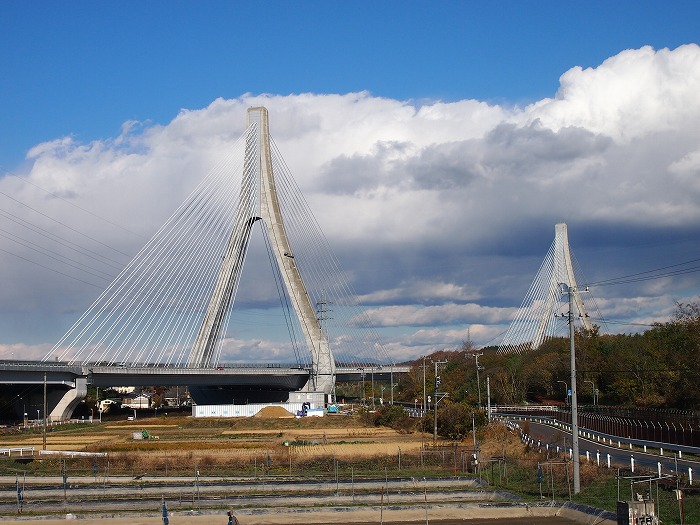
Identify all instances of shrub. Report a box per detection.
[370,404,417,433]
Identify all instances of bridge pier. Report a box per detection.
[0,378,87,422]
[0,365,89,421]
[49,377,87,421]
[300,372,335,402]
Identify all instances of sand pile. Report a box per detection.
[254,405,296,418]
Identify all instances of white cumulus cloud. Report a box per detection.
[2,44,700,362]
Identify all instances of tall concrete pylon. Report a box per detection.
[531,223,592,348]
[499,223,594,354]
[188,107,335,395]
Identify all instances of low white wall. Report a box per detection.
[192,402,315,418]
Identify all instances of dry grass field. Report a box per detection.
[0,411,454,476]
[0,413,626,524]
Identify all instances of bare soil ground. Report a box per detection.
[0,502,587,524]
[0,515,584,525]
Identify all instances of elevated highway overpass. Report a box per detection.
[0,361,410,420]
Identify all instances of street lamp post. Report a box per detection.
[584,380,596,405]
[42,372,47,451]
[390,363,394,405]
[371,367,375,409]
[556,380,568,404]
[358,368,366,404]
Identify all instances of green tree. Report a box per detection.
[436,402,485,440]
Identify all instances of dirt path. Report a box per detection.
[0,508,586,524]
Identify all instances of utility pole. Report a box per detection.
[474,352,484,409]
[561,283,585,494]
[486,376,491,421]
[42,373,47,451]
[433,360,448,441]
[422,356,427,416]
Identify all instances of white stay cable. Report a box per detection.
[46,119,393,369]
[45,132,247,365]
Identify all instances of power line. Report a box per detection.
[579,367,693,373]
[0,246,105,288]
[0,165,145,240]
[587,258,700,287]
[0,167,137,279]
[0,229,114,282]
[0,190,132,258]
[0,207,128,271]
[587,317,659,328]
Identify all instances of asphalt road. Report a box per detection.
[521,420,700,477]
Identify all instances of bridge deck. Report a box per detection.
[0,362,410,388]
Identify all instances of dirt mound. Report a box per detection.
[254,405,296,418]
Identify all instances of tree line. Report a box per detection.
[394,300,700,412]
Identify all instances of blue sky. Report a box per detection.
[3,1,698,169]
[1,2,700,363]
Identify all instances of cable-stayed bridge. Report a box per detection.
[498,223,604,354]
[4,107,404,420]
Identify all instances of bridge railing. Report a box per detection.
[86,362,308,369]
[0,447,34,457]
[0,360,83,371]
[492,405,700,448]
